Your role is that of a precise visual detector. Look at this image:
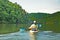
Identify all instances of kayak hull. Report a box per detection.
[29,30,38,34]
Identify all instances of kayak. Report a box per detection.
[29,30,38,34]
[30,30,38,32]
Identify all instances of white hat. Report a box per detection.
[33,21,36,23]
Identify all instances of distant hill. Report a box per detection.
[27,12,51,23]
[27,11,60,32]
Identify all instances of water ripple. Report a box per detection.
[0,31,60,40]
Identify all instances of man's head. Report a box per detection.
[33,21,36,24]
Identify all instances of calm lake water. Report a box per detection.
[0,31,60,40]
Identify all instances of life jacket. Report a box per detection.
[31,28,37,31]
[29,24,38,31]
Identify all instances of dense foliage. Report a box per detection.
[0,0,27,24]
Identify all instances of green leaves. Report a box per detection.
[0,0,27,24]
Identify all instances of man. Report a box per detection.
[29,21,38,31]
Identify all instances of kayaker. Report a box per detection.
[29,21,38,31]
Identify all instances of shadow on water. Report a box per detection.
[0,31,60,40]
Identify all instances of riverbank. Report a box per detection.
[0,24,60,34]
[0,24,29,34]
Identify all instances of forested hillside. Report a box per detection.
[27,13,51,23]
[27,11,60,32]
[0,0,27,24]
[0,0,60,33]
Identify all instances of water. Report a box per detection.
[0,31,60,40]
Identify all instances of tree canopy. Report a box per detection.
[0,0,27,24]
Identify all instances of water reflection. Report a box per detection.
[29,32,37,40]
[0,31,60,40]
